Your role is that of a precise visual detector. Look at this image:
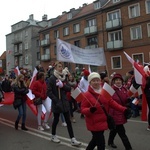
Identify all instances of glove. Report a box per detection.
[124,108,133,119]
[90,107,97,113]
[56,80,63,88]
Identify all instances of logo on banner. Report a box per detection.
[58,42,71,59]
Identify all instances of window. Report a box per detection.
[87,19,96,27]
[67,13,72,19]
[107,10,120,21]
[113,0,120,3]
[128,3,140,18]
[130,26,142,40]
[132,53,144,64]
[43,48,50,55]
[111,56,122,69]
[45,34,49,40]
[54,30,59,38]
[108,30,122,41]
[94,1,101,10]
[54,45,57,55]
[73,24,80,33]
[37,52,40,60]
[146,0,150,14]
[25,42,28,50]
[74,40,80,47]
[36,40,40,47]
[25,55,29,64]
[25,30,28,37]
[87,37,98,45]
[63,27,69,36]
[147,23,150,37]
[19,44,22,53]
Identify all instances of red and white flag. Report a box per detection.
[100,82,115,99]
[29,67,38,89]
[14,66,20,76]
[124,51,146,86]
[71,87,84,103]
[128,84,138,97]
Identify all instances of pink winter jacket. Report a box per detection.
[81,86,126,132]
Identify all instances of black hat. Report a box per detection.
[100,72,107,80]
[128,70,134,75]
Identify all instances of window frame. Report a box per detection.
[108,30,122,41]
[145,0,150,14]
[73,23,80,33]
[128,3,140,19]
[147,23,150,37]
[130,25,142,40]
[132,53,144,65]
[63,27,69,36]
[111,55,122,69]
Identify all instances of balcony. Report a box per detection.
[84,26,98,35]
[106,18,122,31]
[41,54,50,61]
[41,39,50,46]
[85,44,98,49]
[12,37,22,44]
[107,40,123,51]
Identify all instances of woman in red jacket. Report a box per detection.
[81,72,130,150]
[108,73,132,150]
[31,72,51,131]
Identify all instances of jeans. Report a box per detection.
[16,102,26,124]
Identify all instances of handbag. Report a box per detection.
[33,88,44,106]
[98,99,116,130]
[13,99,22,109]
[33,97,42,105]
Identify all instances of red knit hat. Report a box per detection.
[112,73,123,81]
[83,70,90,76]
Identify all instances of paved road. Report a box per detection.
[0,105,150,150]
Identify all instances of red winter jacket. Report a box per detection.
[109,85,129,125]
[31,79,47,100]
[81,86,126,132]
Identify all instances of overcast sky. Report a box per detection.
[0,0,94,56]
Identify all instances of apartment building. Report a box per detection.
[38,0,150,76]
[6,14,48,74]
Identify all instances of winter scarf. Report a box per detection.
[54,69,66,81]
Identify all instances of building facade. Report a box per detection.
[39,0,150,76]
[6,14,48,74]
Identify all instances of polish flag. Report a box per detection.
[128,84,138,97]
[29,68,38,89]
[100,82,115,99]
[124,51,146,86]
[14,66,20,76]
[71,87,84,103]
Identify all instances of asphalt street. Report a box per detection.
[0,105,150,150]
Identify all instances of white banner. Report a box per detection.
[56,39,106,66]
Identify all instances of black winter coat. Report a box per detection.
[47,74,71,113]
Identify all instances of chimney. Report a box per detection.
[82,3,87,7]
[62,11,67,15]
[70,8,75,11]
[42,14,47,21]
[29,14,34,20]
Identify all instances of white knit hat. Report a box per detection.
[88,72,100,83]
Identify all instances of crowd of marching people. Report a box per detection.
[0,61,150,150]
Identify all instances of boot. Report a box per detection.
[15,121,19,130]
[21,123,28,131]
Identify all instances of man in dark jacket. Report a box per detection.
[47,61,81,146]
[1,75,12,92]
